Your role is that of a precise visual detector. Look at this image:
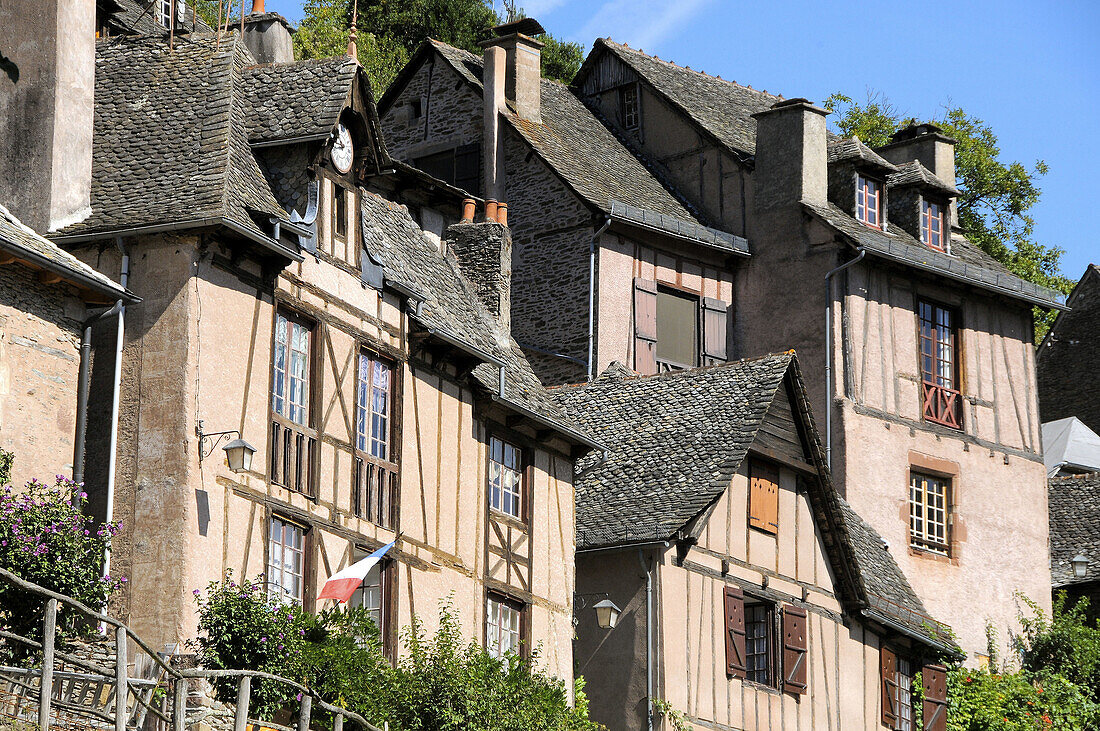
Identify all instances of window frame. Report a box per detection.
[334,183,349,242]
[883,648,916,730]
[272,308,315,427]
[267,515,309,607]
[485,592,526,659]
[916,298,963,429]
[909,470,951,556]
[920,198,946,251]
[748,459,781,535]
[855,174,883,228]
[356,350,395,462]
[487,434,526,522]
[654,283,701,371]
[620,83,640,131]
[743,598,778,689]
[158,0,173,27]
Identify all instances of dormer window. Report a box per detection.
[856,175,882,228]
[921,199,945,251]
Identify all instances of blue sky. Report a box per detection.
[267,0,1099,279]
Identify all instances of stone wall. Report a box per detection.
[0,260,84,486]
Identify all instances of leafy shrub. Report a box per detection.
[1017,593,1100,700]
[0,477,122,658]
[191,584,599,731]
[0,448,13,487]
[935,668,1100,730]
[192,573,311,719]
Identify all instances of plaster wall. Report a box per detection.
[70,211,576,682]
[0,261,84,485]
[595,231,735,376]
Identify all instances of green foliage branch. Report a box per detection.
[0,476,123,659]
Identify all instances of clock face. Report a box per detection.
[330,124,354,174]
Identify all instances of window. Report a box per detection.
[748,460,780,535]
[910,471,950,555]
[268,517,306,605]
[158,0,172,27]
[744,601,775,686]
[349,556,384,631]
[918,300,961,428]
[881,648,915,730]
[488,436,523,519]
[357,352,392,460]
[655,286,699,370]
[334,185,348,240]
[620,83,640,130]
[486,594,523,658]
[921,199,945,250]
[414,144,480,195]
[273,310,312,426]
[856,175,882,228]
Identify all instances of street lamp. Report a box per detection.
[594,599,621,630]
[222,438,256,474]
[1073,554,1089,579]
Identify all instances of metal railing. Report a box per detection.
[0,567,383,731]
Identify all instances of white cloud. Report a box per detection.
[573,0,713,50]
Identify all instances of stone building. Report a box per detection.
[0,204,131,487]
[0,1,596,687]
[1038,264,1100,435]
[382,28,1066,658]
[552,353,958,731]
[379,20,748,386]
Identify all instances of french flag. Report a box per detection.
[317,540,396,604]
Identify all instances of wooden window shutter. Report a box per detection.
[633,278,658,375]
[701,297,729,364]
[749,461,780,534]
[880,646,898,727]
[921,664,948,731]
[781,605,808,695]
[454,143,481,196]
[723,586,746,679]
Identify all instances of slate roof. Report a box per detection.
[549,353,958,654]
[803,201,1067,310]
[588,38,780,157]
[106,0,213,35]
[358,191,594,445]
[407,40,707,225]
[53,34,295,256]
[240,57,358,144]
[827,138,898,173]
[0,204,131,300]
[1038,265,1100,435]
[1049,472,1100,588]
[887,160,960,197]
[1043,417,1100,477]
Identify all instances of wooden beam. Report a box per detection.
[0,254,17,266]
[38,270,63,285]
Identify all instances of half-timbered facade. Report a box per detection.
[0,4,594,686]
[551,354,959,731]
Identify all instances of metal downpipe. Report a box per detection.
[588,216,612,380]
[72,301,123,487]
[102,239,130,583]
[638,548,654,731]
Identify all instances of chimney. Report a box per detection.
[876,122,958,226]
[751,98,829,211]
[482,42,506,203]
[481,17,544,123]
[446,220,512,332]
[0,0,95,233]
[241,6,295,64]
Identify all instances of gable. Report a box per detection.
[751,377,813,470]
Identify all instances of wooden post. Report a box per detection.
[39,598,58,731]
[297,693,311,731]
[115,626,128,731]
[333,712,343,731]
[173,677,186,731]
[234,675,251,731]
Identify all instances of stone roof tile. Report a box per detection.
[240,56,358,143]
[1049,472,1100,587]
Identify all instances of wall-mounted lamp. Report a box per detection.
[1073,554,1089,579]
[197,421,256,474]
[593,599,621,630]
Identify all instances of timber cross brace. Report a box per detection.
[0,568,386,731]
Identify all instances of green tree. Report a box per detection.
[535,33,583,83]
[825,92,1073,340]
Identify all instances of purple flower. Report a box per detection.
[193,589,201,596]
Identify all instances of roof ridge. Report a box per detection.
[243,55,354,71]
[1051,471,1100,481]
[598,36,786,101]
[548,351,797,391]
